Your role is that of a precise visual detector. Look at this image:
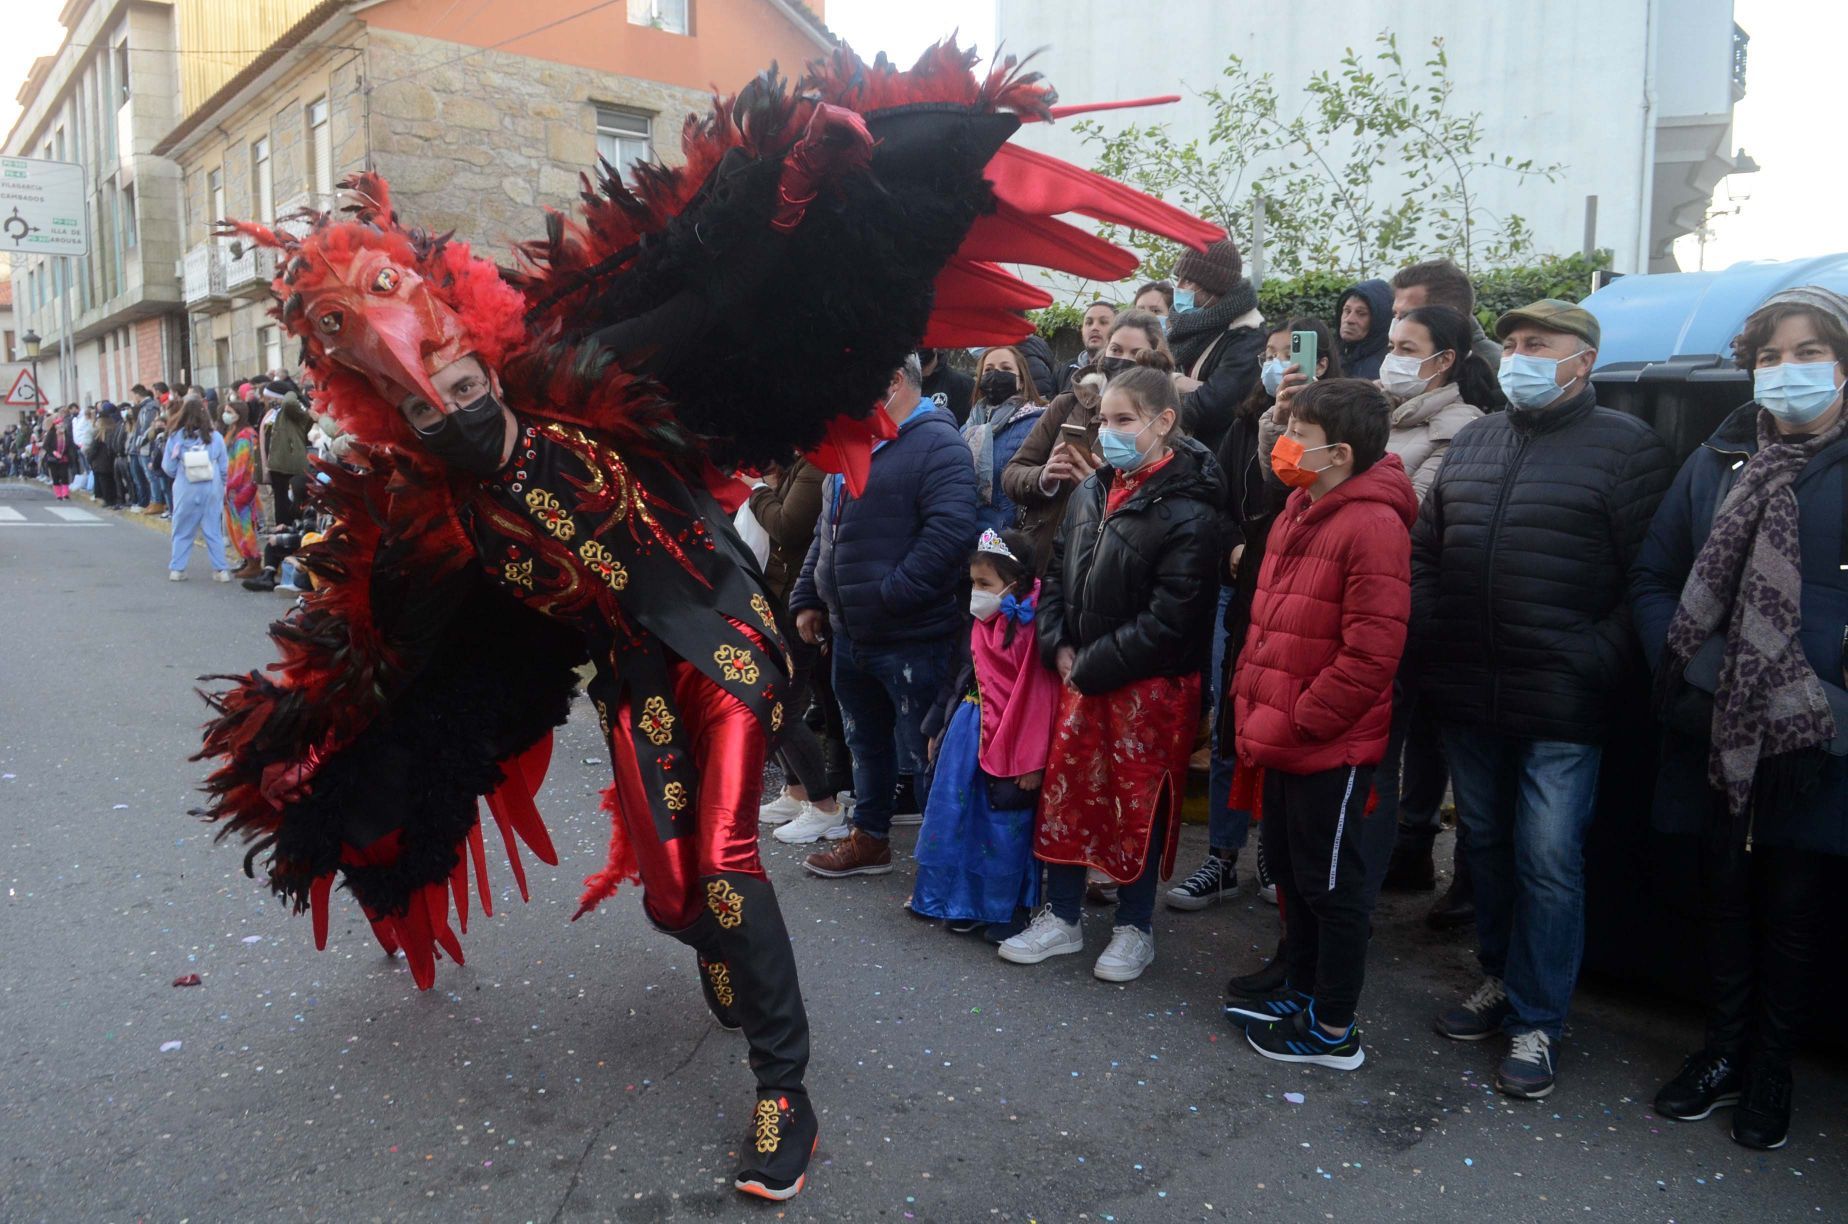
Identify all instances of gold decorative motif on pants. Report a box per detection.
[706,879,745,929]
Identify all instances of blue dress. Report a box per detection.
[911,693,1041,923]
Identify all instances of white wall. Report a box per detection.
[998,0,1669,276]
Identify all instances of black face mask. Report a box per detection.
[1097,355,1135,376]
[413,391,509,476]
[979,370,1019,406]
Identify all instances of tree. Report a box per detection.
[1073,32,1565,286]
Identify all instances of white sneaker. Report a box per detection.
[168,570,185,582]
[772,804,839,844]
[997,909,1084,964]
[212,570,233,583]
[820,792,857,839]
[759,791,804,825]
[1093,925,1156,982]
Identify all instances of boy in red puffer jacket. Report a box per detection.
[1226,378,1416,1071]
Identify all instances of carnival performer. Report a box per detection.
[220,401,264,577]
[196,41,1221,1203]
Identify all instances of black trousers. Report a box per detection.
[1700,826,1826,1067]
[1262,763,1392,1029]
[774,635,835,798]
[270,471,299,526]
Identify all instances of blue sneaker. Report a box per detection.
[1225,985,1310,1029]
[1495,1029,1557,1099]
[1246,1008,1366,1071]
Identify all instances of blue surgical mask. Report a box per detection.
[1498,349,1586,411]
[1099,419,1158,472]
[1171,287,1196,314]
[1755,360,1844,426]
[1261,358,1290,397]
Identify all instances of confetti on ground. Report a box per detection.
[172,974,202,987]
[1284,1092,1305,1104]
[159,1041,182,1052]
[112,803,128,810]
[241,935,263,944]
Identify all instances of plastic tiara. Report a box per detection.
[977,529,1018,562]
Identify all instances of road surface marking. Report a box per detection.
[46,505,101,522]
[0,506,23,522]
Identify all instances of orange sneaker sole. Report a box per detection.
[734,1134,819,1202]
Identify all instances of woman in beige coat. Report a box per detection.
[1376,305,1500,502]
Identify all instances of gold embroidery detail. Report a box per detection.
[714,644,760,686]
[664,781,689,812]
[525,487,577,541]
[706,879,745,929]
[703,959,734,1009]
[770,702,784,732]
[594,698,611,739]
[750,593,778,635]
[753,1098,781,1154]
[503,558,534,590]
[639,695,675,746]
[577,539,629,591]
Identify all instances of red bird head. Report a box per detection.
[221,173,527,450]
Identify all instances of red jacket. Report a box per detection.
[1233,453,1416,773]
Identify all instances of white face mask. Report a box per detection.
[969,589,1003,622]
[221,410,238,425]
[1379,351,1446,398]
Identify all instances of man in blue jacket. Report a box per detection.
[790,354,979,877]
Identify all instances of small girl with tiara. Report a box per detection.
[911,527,1062,939]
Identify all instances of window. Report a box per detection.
[121,184,137,248]
[306,97,332,198]
[252,136,273,218]
[209,167,225,242]
[115,41,130,104]
[258,324,282,374]
[595,107,653,179]
[627,0,689,34]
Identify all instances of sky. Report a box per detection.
[0,0,1831,272]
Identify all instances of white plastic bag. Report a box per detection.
[733,499,771,569]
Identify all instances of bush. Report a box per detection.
[1255,251,1614,333]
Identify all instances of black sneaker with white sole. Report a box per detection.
[1435,976,1513,1041]
[1731,1064,1792,1151]
[1166,853,1239,910]
[1655,1048,1743,1122]
[1246,1008,1366,1071]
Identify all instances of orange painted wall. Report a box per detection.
[360,0,830,99]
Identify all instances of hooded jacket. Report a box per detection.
[790,402,979,647]
[1411,386,1674,743]
[1632,403,1848,853]
[1336,279,1394,381]
[1037,435,1224,695]
[1233,453,1417,773]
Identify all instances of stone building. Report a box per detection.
[3,0,189,408]
[152,0,833,390]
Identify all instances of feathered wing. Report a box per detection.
[504,40,1224,477]
[194,450,586,988]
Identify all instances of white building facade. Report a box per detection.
[998,0,1750,276]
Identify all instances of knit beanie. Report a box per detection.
[1761,285,1848,336]
[1172,238,1242,298]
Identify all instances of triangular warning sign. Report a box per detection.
[4,369,47,407]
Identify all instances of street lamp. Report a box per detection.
[21,329,41,417]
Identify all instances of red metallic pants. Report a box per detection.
[606,658,768,930]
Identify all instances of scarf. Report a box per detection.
[1167,278,1260,373]
[1661,408,1847,822]
[971,581,1060,777]
[962,397,1034,506]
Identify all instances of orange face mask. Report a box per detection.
[1270,435,1339,489]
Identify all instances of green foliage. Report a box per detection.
[1029,301,1085,340]
[1252,250,1614,334]
[1074,32,1565,286]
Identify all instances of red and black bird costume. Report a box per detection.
[195,41,1220,1201]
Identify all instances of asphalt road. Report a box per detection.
[3,475,1845,1224]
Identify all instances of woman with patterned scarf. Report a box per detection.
[1633,286,1848,1153]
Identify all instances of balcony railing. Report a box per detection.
[1732,23,1749,99]
[226,244,277,295]
[182,243,228,307]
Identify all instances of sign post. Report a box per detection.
[0,156,89,407]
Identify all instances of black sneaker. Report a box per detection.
[1227,942,1287,997]
[1495,1029,1557,1099]
[734,1091,819,1201]
[890,776,922,826]
[1434,976,1512,1041]
[1381,830,1437,892]
[1165,853,1239,911]
[1254,835,1277,904]
[1225,985,1309,1029]
[1731,1064,1792,1151]
[241,568,279,592]
[1655,1048,1743,1121]
[1246,1008,1365,1071]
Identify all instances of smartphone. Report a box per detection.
[1290,330,1319,384]
[1058,422,1089,446]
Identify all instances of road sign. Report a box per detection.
[0,156,88,256]
[3,368,48,407]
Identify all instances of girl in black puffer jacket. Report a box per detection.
[998,352,1223,983]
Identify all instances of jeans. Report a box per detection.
[129,452,153,505]
[832,630,952,839]
[1441,726,1604,1040]
[148,464,171,508]
[1046,809,1170,933]
[1207,585,1251,854]
[1263,764,1388,1029]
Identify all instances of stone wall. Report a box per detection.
[365,28,712,250]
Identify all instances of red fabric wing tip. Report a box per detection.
[923,308,1035,350]
[932,258,1054,314]
[488,768,558,866]
[1037,95,1182,121]
[395,904,437,990]
[984,143,1225,250]
[959,207,1139,281]
[487,796,532,902]
[468,820,494,918]
[449,854,470,935]
[804,412,895,499]
[310,873,334,951]
[424,883,465,967]
[367,916,400,956]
